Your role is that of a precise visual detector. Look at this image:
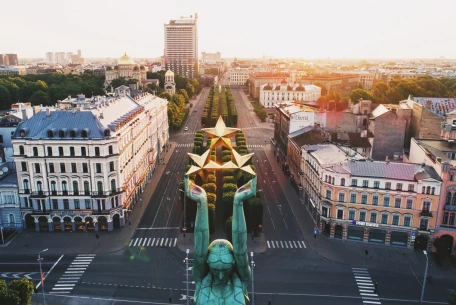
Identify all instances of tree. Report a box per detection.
[349,88,373,103]
[159,92,172,102]
[0,279,21,305]
[30,90,51,106]
[372,81,389,103]
[109,77,127,89]
[448,289,456,305]
[0,85,11,110]
[178,89,189,103]
[8,278,34,305]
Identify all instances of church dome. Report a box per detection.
[118,52,135,65]
[165,69,174,76]
[133,66,139,71]
[263,83,272,90]
[140,65,145,70]
[296,84,305,91]
[106,66,112,71]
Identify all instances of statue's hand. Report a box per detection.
[234,176,257,205]
[184,176,207,203]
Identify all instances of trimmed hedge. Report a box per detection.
[207,193,217,205]
[223,176,235,184]
[202,183,216,194]
[222,183,238,193]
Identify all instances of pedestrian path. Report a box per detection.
[180,132,196,135]
[240,127,259,130]
[352,267,381,304]
[176,143,194,147]
[247,144,265,149]
[129,237,177,248]
[49,254,96,294]
[266,240,306,249]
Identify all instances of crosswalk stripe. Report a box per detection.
[355,276,371,279]
[146,238,151,246]
[165,238,169,246]
[151,238,156,246]
[301,240,307,248]
[174,238,177,247]
[284,241,288,248]
[267,241,270,248]
[293,241,298,248]
[280,241,284,248]
[133,238,139,247]
[142,238,148,247]
[362,301,381,304]
[160,238,164,246]
[275,241,279,248]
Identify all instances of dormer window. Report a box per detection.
[59,130,64,138]
[70,130,76,138]
[81,130,88,138]
[104,129,110,137]
[47,130,53,138]
[20,129,25,137]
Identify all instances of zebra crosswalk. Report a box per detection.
[266,240,306,249]
[176,143,194,147]
[180,132,196,135]
[352,267,381,304]
[240,127,259,130]
[129,237,177,247]
[247,145,264,148]
[49,254,96,294]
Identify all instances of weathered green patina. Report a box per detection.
[184,175,257,305]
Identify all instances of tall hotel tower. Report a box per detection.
[164,14,199,79]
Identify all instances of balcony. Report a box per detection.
[19,189,30,195]
[298,170,304,176]
[444,205,456,211]
[420,210,433,217]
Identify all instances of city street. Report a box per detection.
[0,87,454,305]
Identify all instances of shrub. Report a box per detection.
[223,176,235,184]
[202,183,216,194]
[207,175,216,183]
[222,155,231,163]
[223,183,238,193]
[222,150,232,156]
[207,193,217,205]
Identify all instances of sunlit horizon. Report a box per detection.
[3,0,456,60]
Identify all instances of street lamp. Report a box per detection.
[250,252,255,305]
[185,249,190,305]
[38,248,48,305]
[179,189,187,237]
[420,250,429,305]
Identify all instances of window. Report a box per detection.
[443,212,449,224]
[452,174,454,181]
[351,179,358,186]
[70,130,76,138]
[73,181,79,195]
[52,199,58,210]
[350,193,357,203]
[71,163,77,173]
[381,214,388,224]
[370,212,377,223]
[70,147,75,156]
[422,201,430,212]
[23,179,29,192]
[362,180,369,187]
[0,135,3,143]
[372,195,378,205]
[392,215,399,225]
[81,147,86,156]
[84,181,90,195]
[74,199,80,209]
[9,214,15,225]
[97,181,103,195]
[60,163,66,173]
[322,207,328,217]
[374,181,380,188]
[453,195,456,206]
[395,198,401,208]
[450,213,455,225]
[332,177,335,185]
[23,197,30,208]
[340,178,345,186]
[325,175,328,182]
[19,145,24,155]
[420,218,429,230]
[431,187,435,195]
[95,147,100,156]
[426,186,431,194]
[58,147,64,156]
[383,197,390,207]
[396,183,403,191]
[104,130,110,137]
[49,163,55,173]
[109,161,114,172]
[406,199,413,209]
[422,186,425,194]
[446,192,452,205]
[404,216,411,227]
[111,179,116,192]
[408,184,414,192]
[33,147,38,156]
[63,199,69,210]
[59,130,64,138]
[359,211,366,221]
[82,163,88,173]
[36,181,43,192]
[81,130,88,138]
[349,210,355,220]
[338,193,345,202]
[96,163,102,173]
[34,163,41,173]
[326,190,332,200]
[385,182,391,190]
[47,130,54,138]
[21,162,27,171]
[50,181,56,195]
[108,145,113,155]
[361,194,368,204]
[85,199,91,209]
[337,209,343,219]
[47,147,52,156]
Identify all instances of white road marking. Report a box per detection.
[36,254,64,289]
[355,276,371,279]
[133,238,139,247]
[147,238,151,246]
[173,238,177,247]
[151,238,156,246]
[280,241,284,248]
[301,240,307,248]
[165,238,169,246]
[293,241,298,248]
[267,241,270,248]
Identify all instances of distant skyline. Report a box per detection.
[3,0,456,60]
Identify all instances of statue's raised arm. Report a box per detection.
[184,176,209,291]
[232,175,257,291]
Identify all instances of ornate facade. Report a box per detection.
[12,89,168,232]
[260,81,321,108]
[105,53,146,85]
[164,70,176,95]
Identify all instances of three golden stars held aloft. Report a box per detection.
[186,116,256,178]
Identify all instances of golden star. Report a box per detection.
[222,150,256,177]
[187,149,211,168]
[186,150,222,177]
[202,116,240,149]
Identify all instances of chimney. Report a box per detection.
[46,108,51,117]
[21,108,27,120]
[385,155,389,162]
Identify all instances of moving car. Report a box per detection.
[184,127,189,131]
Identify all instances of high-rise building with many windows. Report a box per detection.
[164,14,198,79]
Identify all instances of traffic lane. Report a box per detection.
[0,254,63,279]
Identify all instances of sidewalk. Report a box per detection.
[0,143,178,256]
[262,143,453,275]
[237,90,274,131]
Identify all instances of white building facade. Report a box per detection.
[229,68,254,86]
[260,82,321,108]
[12,90,168,232]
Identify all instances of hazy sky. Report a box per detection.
[4,0,455,59]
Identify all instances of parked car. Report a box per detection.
[184,127,189,131]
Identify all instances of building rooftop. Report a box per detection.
[348,161,441,181]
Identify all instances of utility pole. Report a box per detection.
[38,248,48,305]
[250,252,255,305]
[420,250,429,305]
[185,249,190,305]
